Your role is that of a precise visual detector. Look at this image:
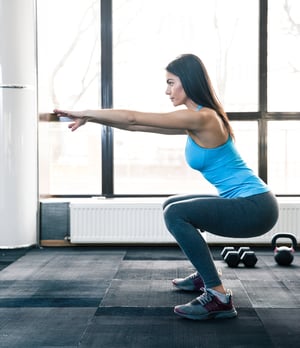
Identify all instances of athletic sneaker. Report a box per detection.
[172,272,204,291]
[174,288,237,320]
[172,269,222,291]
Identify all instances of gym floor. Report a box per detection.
[0,245,299,348]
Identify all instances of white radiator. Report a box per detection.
[70,197,300,245]
[70,198,174,243]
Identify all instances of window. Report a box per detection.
[37,0,101,195]
[268,0,300,111]
[37,0,300,197]
[113,0,259,194]
[267,0,300,195]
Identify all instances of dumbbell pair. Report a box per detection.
[221,246,257,268]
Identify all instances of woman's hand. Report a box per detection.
[53,109,89,131]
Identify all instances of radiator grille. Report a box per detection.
[70,198,174,243]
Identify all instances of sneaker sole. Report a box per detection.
[174,307,238,320]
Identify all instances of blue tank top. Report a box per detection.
[185,135,269,198]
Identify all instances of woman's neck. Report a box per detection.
[185,100,201,111]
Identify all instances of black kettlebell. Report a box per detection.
[271,233,297,266]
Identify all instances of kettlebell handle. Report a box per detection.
[271,233,297,250]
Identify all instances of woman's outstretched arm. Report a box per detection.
[53,108,206,134]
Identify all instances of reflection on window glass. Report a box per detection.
[37,0,101,195]
[268,0,300,111]
[268,121,300,194]
[113,0,259,194]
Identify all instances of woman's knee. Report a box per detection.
[163,203,179,224]
[163,203,187,235]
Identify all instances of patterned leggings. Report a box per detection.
[163,191,278,288]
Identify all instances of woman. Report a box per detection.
[54,54,278,321]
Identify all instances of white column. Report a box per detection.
[0,0,38,247]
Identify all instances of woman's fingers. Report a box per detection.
[68,119,86,131]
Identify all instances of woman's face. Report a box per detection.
[165,72,188,107]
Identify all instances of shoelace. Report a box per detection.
[196,288,214,305]
[189,272,200,280]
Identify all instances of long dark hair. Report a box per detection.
[166,54,234,139]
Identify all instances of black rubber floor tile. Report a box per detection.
[229,265,276,281]
[0,248,30,272]
[95,306,172,317]
[0,297,101,308]
[124,246,186,260]
[101,278,251,309]
[0,279,110,299]
[241,280,300,308]
[115,260,194,280]
[0,250,125,281]
[100,279,196,307]
[0,307,96,348]
[281,280,300,298]
[256,308,300,347]
[80,307,274,348]
[258,255,300,272]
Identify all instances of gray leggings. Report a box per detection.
[163,191,278,288]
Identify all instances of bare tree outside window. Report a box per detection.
[38,0,102,195]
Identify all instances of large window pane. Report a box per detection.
[113,0,259,194]
[268,0,300,111]
[113,0,259,113]
[37,0,101,195]
[268,121,300,194]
